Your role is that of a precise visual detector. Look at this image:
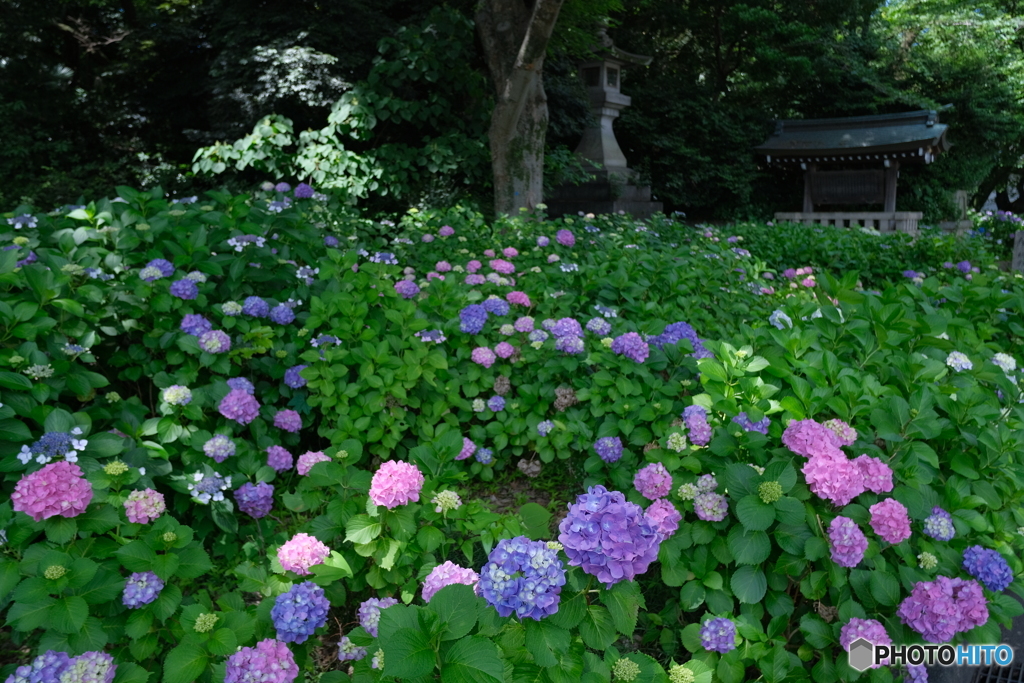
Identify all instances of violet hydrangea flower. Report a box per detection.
[828,516,868,567]
[142,258,174,281]
[284,365,307,389]
[472,347,497,368]
[297,451,330,475]
[225,639,298,683]
[219,389,260,425]
[594,436,623,463]
[203,435,235,463]
[3,650,72,683]
[123,571,164,608]
[700,617,737,654]
[479,536,566,619]
[226,377,255,394]
[272,581,329,644]
[266,445,293,471]
[923,507,956,541]
[358,597,399,637]
[394,280,420,299]
[169,279,198,300]
[459,304,488,334]
[457,438,476,461]
[962,546,1014,592]
[558,485,662,587]
[423,561,480,602]
[634,463,672,500]
[273,409,302,433]
[732,412,770,435]
[693,492,728,522]
[840,618,891,668]
[897,575,988,643]
[235,482,274,519]
[684,406,712,447]
[199,330,231,353]
[269,304,295,324]
[180,314,212,337]
[611,332,649,363]
[555,229,575,247]
[242,296,270,317]
[645,499,682,539]
[853,455,893,493]
[488,396,505,412]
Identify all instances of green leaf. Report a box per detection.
[382,627,436,679]
[429,583,478,640]
[579,605,617,650]
[116,540,157,572]
[0,559,22,599]
[76,505,120,534]
[869,571,901,607]
[518,503,552,540]
[774,497,805,525]
[174,546,212,579]
[311,550,353,585]
[600,580,643,635]
[0,418,32,442]
[680,581,706,610]
[0,371,33,391]
[523,619,571,667]
[162,640,210,683]
[152,552,180,580]
[727,527,772,565]
[44,517,77,544]
[9,597,55,631]
[722,463,757,499]
[735,495,776,531]
[731,566,767,604]
[548,591,586,630]
[206,628,238,656]
[125,609,154,640]
[113,663,151,683]
[441,636,504,683]
[51,595,89,634]
[799,613,833,648]
[151,584,183,621]
[345,514,382,544]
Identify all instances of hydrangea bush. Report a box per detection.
[1,187,1023,683]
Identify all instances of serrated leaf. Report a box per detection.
[116,540,157,572]
[113,663,151,683]
[345,514,382,544]
[51,595,89,634]
[579,605,616,650]
[383,627,435,679]
[429,583,478,640]
[9,597,55,631]
[727,527,772,565]
[799,613,833,648]
[162,640,209,683]
[869,571,901,607]
[600,580,643,635]
[731,566,767,604]
[126,609,154,640]
[523,619,570,667]
[735,495,776,531]
[174,546,212,579]
[441,635,503,683]
[548,591,586,630]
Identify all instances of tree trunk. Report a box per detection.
[476,0,564,217]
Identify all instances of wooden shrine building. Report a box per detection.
[755,109,951,234]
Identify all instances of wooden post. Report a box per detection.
[802,163,816,212]
[883,163,899,213]
[1013,231,1024,274]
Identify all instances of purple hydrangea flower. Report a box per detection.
[897,575,989,643]
[696,474,717,492]
[537,420,554,437]
[123,571,164,608]
[459,305,488,334]
[274,409,302,433]
[956,260,972,273]
[634,462,672,500]
[394,280,420,299]
[732,412,770,435]
[611,332,649,363]
[338,636,367,662]
[555,229,575,247]
[923,507,955,541]
[358,597,399,637]
[684,408,712,446]
[962,546,1014,592]
[269,304,295,324]
[555,335,585,355]
[275,182,291,192]
[537,236,550,247]
[829,516,868,568]
[272,581,329,644]
[219,389,260,425]
[203,434,235,463]
[488,396,505,412]
[585,318,611,336]
[479,536,566,619]
[242,296,270,317]
[693,492,728,522]
[475,447,494,465]
[514,316,535,333]
[54,651,116,683]
[227,377,255,395]
[266,445,293,471]
[840,619,892,668]
[181,314,212,337]
[324,235,339,247]
[482,298,510,316]
[294,183,314,199]
[552,318,582,339]
[169,278,198,300]
[648,321,714,359]
[284,365,308,389]
[199,330,231,353]
[700,617,737,653]
[4,650,72,683]
[594,437,623,463]
[142,259,175,281]
[558,485,661,588]
[235,482,274,519]
[225,640,298,683]
[529,329,549,343]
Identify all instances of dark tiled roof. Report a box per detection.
[756,110,950,159]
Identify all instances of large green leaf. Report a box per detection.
[441,636,504,683]
[523,619,570,668]
[727,527,772,565]
[731,566,767,604]
[383,627,436,679]
[869,571,901,607]
[600,580,644,635]
[162,640,210,683]
[174,546,213,579]
[116,540,157,572]
[345,514,382,544]
[51,595,89,634]
[735,495,776,531]
[579,605,616,650]
[429,583,478,640]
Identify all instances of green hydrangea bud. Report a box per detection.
[1017,526,1024,537]
[12,236,29,246]
[431,490,462,514]
[546,541,563,551]
[104,461,129,476]
[44,565,67,580]
[106,392,122,403]
[135,223,150,231]
[676,483,699,501]
[194,613,218,633]
[667,432,688,453]
[669,665,696,683]
[62,264,85,275]
[9,355,25,365]
[759,481,783,504]
[275,350,288,359]
[918,552,938,570]
[336,450,349,459]
[162,532,178,544]
[600,337,613,348]
[612,658,641,682]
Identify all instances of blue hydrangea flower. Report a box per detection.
[358,597,399,637]
[528,330,550,343]
[700,617,737,653]
[476,447,494,465]
[269,304,295,324]
[123,571,164,608]
[593,437,623,463]
[226,377,255,395]
[242,296,269,317]
[235,482,274,519]
[272,581,330,643]
[284,365,307,389]
[488,396,505,412]
[923,507,955,541]
[7,214,37,229]
[537,420,554,437]
[551,318,582,339]
[555,336,585,355]
[4,650,72,683]
[203,435,235,463]
[368,252,398,265]
[732,412,770,435]
[647,321,713,359]
[482,298,510,316]
[962,546,1014,592]
[187,472,231,504]
[586,318,611,336]
[479,536,566,620]
[459,305,488,334]
[181,314,212,337]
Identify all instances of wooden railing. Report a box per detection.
[774,211,923,236]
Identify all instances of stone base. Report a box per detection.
[545,178,664,220]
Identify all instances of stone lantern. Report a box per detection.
[546,29,663,219]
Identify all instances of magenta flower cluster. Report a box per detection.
[897,576,988,642]
[422,561,480,602]
[634,462,672,500]
[785,418,893,507]
[225,639,298,683]
[12,461,93,522]
[219,389,260,425]
[278,532,330,575]
[869,498,912,544]
[297,451,331,476]
[840,618,891,667]
[558,485,662,588]
[828,516,868,567]
[369,460,424,509]
[124,489,166,524]
[644,499,682,539]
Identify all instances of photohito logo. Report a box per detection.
[848,639,1015,672]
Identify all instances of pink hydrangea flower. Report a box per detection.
[869,498,912,544]
[502,247,518,258]
[801,278,816,288]
[297,451,331,475]
[439,226,455,237]
[273,409,302,433]
[124,489,166,524]
[226,639,298,683]
[465,274,486,285]
[422,561,480,602]
[645,499,682,539]
[466,260,482,273]
[266,445,293,471]
[494,342,515,359]
[457,438,476,461]
[823,419,857,446]
[782,419,844,456]
[840,618,891,667]
[489,259,515,274]
[507,291,531,307]
[828,516,868,567]
[435,261,452,272]
[278,532,330,575]
[12,461,93,522]
[802,451,865,506]
[219,389,261,425]
[472,347,497,368]
[369,461,424,509]
[484,249,496,257]
[634,462,673,500]
[854,455,894,493]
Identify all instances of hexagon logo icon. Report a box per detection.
[848,638,875,672]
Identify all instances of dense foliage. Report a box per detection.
[1,185,1023,683]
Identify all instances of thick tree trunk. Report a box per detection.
[476,0,564,217]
